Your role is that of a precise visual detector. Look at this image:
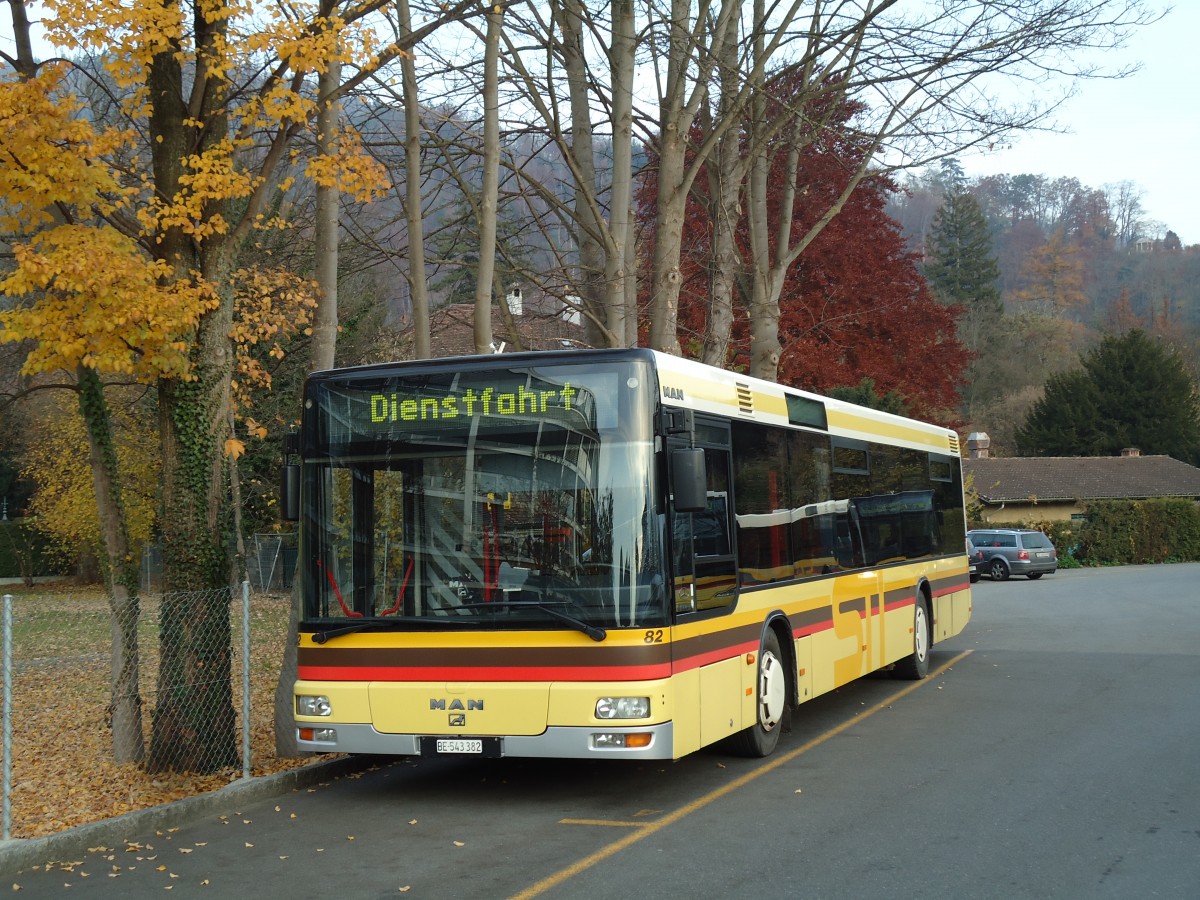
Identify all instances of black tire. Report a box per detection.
[729,628,788,757]
[1027,572,1043,580]
[988,557,1010,581]
[893,596,930,680]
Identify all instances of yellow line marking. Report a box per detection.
[510,649,973,900]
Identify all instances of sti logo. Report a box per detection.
[662,386,685,401]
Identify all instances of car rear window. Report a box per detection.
[1021,532,1053,549]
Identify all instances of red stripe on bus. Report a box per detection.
[297,663,674,682]
[791,618,833,638]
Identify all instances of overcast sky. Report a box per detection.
[958,3,1198,246]
[3,3,1195,244]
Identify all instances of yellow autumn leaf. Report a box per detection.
[225,438,246,459]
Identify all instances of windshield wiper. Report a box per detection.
[312,620,385,644]
[456,600,607,642]
[312,619,484,643]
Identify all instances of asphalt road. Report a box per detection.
[5,563,1199,898]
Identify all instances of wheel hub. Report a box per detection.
[759,650,786,731]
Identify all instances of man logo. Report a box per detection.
[449,714,466,727]
[429,698,484,711]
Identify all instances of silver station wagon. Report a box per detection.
[967,528,1058,580]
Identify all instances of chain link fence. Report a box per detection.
[139,534,297,594]
[247,533,298,592]
[0,583,304,839]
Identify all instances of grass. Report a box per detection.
[0,582,330,839]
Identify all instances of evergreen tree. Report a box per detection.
[923,188,1002,314]
[922,187,1003,417]
[1016,330,1200,461]
[430,198,533,308]
[826,378,909,416]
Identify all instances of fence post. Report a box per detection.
[242,580,251,780]
[3,593,12,840]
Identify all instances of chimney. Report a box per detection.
[966,432,991,459]
[1120,447,1141,457]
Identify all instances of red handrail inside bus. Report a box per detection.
[380,557,414,616]
[318,559,361,618]
[483,501,500,602]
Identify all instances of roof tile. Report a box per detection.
[964,455,1200,503]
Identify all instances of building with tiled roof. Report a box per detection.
[963,445,1200,524]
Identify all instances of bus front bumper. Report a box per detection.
[295,721,675,760]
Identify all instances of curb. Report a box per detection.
[0,755,379,877]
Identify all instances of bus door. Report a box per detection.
[669,420,737,614]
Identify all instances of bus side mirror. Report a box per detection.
[280,431,300,522]
[280,464,300,522]
[670,448,707,513]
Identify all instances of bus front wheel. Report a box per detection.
[893,596,930,680]
[729,628,788,757]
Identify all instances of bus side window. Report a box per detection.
[692,448,736,611]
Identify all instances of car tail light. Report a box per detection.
[1017,550,1029,560]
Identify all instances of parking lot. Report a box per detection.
[7,564,1200,898]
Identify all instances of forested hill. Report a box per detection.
[888,168,1200,456]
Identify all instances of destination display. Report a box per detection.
[367,381,583,425]
[316,367,623,447]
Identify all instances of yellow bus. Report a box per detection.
[287,348,971,759]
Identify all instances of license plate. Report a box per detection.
[1035,551,1049,558]
[435,739,483,754]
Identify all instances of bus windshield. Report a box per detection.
[299,359,667,631]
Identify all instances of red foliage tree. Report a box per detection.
[763,161,968,422]
[639,100,969,424]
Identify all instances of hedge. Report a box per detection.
[981,499,1200,567]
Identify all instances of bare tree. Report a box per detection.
[1106,180,1145,248]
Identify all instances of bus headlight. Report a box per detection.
[296,695,332,717]
[595,697,650,719]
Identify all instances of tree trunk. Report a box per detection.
[647,142,686,355]
[560,0,606,346]
[144,16,239,774]
[311,57,342,373]
[645,0,738,355]
[76,366,145,765]
[149,361,239,773]
[400,0,431,360]
[473,3,502,355]
[604,0,635,347]
[644,0,691,357]
[746,137,792,382]
[701,18,748,368]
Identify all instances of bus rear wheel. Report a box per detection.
[729,628,787,757]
